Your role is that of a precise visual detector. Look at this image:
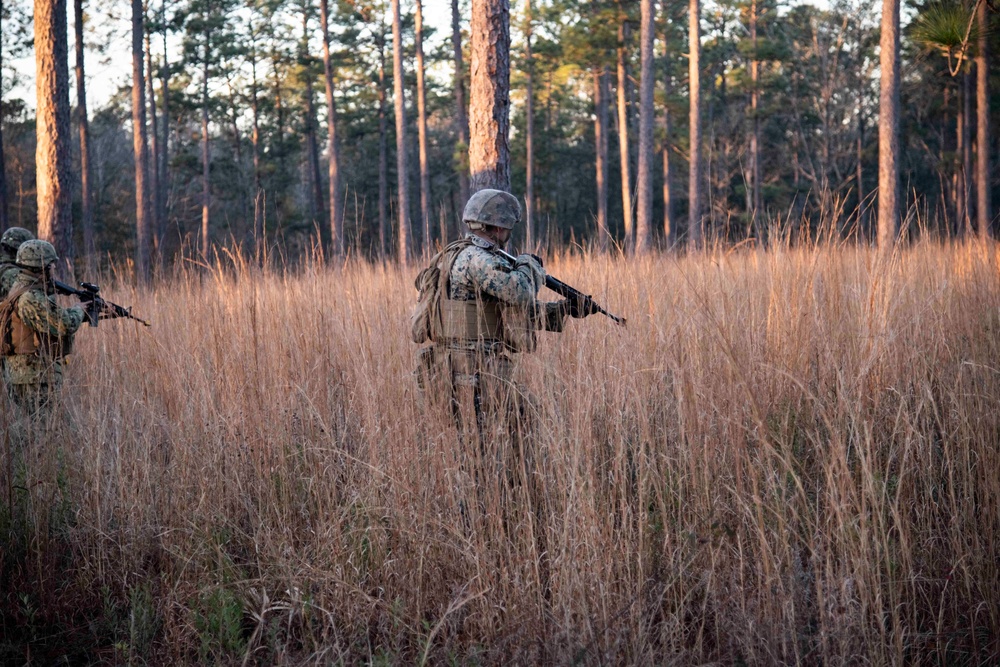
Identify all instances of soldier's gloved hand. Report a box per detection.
[514,253,546,291]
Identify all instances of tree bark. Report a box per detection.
[158,0,169,248]
[960,68,971,237]
[688,0,702,246]
[201,34,210,258]
[975,0,990,239]
[468,0,511,193]
[320,0,344,257]
[413,0,432,252]
[595,67,610,252]
[133,0,151,279]
[378,21,389,259]
[524,0,535,249]
[616,6,634,250]
[35,0,74,270]
[391,0,411,261]
[662,28,673,247]
[74,0,94,259]
[877,0,899,248]
[145,10,160,259]
[301,11,326,251]
[0,0,7,229]
[749,0,761,236]
[250,26,263,252]
[451,0,470,230]
[635,0,654,254]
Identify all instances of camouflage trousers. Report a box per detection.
[417,345,550,584]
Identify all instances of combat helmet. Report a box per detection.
[1,227,34,257]
[16,239,59,271]
[463,189,521,230]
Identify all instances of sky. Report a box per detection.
[4,0,457,113]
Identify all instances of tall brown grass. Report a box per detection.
[2,239,999,664]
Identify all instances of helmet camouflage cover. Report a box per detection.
[1,227,34,255]
[16,239,59,270]
[462,189,521,230]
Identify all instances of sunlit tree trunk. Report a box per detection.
[688,0,702,246]
[301,11,326,251]
[74,0,94,259]
[525,0,535,249]
[749,0,761,235]
[975,0,990,239]
[452,0,470,227]
[468,0,511,193]
[35,0,74,270]
[662,33,673,247]
[635,0,654,254]
[132,0,151,279]
[877,0,899,248]
[595,67,610,251]
[200,34,210,258]
[391,0,411,261]
[616,5,634,250]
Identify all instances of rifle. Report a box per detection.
[494,248,626,326]
[54,280,151,327]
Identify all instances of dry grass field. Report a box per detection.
[2,240,999,664]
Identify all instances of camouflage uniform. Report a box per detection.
[0,227,35,300]
[1,243,85,416]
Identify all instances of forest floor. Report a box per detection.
[1,240,999,664]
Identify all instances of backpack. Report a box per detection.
[0,280,36,357]
[410,238,473,344]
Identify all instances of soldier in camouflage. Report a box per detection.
[0,227,35,300]
[1,240,87,416]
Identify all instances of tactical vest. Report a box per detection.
[412,238,506,346]
[0,280,41,356]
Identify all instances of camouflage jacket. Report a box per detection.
[449,234,567,335]
[2,272,85,386]
[0,258,18,300]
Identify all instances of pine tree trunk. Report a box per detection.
[975,0,990,239]
[0,0,7,230]
[302,11,326,251]
[635,0,654,254]
[961,68,971,237]
[145,16,160,259]
[251,41,263,252]
[159,0,169,248]
[616,7,634,250]
[525,0,535,249]
[468,0,511,193]
[877,0,899,248]
[662,33,673,247]
[201,38,210,258]
[74,0,94,259]
[391,0,411,262]
[688,0,702,246]
[856,90,865,232]
[414,0,432,253]
[749,0,761,235]
[378,23,389,259]
[132,0,151,279]
[452,0,470,229]
[320,0,344,257]
[595,67,610,252]
[36,0,74,270]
